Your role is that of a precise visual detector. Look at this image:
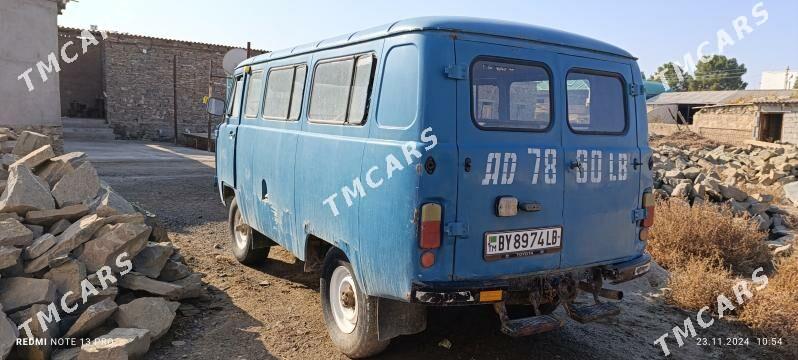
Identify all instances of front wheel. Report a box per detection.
[227,197,268,265]
[321,249,389,358]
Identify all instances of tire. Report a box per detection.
[227,197,268,265]
[320,249,389,358]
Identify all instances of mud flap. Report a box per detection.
[377,298,427,341]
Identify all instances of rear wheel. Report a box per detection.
[321,248,389,358]
[227,197,268,265]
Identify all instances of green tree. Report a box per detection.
[689,55,748,91]
[649,63,692,91]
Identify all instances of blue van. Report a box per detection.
[209,17,654,358]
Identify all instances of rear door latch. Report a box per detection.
[632,209,647,223]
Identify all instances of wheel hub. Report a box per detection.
[330,266,358,334]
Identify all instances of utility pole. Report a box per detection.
[206,59,213,153]
[173,54,178,144]
[786,66,791,90]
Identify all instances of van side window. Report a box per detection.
[263,65,307,120]
[471,60,551,131]
[244,71,264,118]
[566,71,626,134]
[228,76,244,117]
[309,53,376,125]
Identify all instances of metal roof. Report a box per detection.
[248,16,635,66]
[57,26,266,52]
[647,90,798,105]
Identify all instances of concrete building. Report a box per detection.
[760,69,797,90]
[0,0,70,152]
[57,27,265,143]
[647,90,798,144]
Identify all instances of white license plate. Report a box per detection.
[484,227,562,261]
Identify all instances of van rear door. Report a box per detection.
[558,55,642,268]
[453,40,563,280]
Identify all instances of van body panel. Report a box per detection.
[453,39,564,280]
[217,73,245,198]
[557,54,643,268]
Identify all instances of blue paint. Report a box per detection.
[217,17,652,302]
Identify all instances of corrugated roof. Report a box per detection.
[647,90,798,105]
[57,26,268,52]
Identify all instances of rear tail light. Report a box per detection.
[420,203,442,249]
[642,191,655,228]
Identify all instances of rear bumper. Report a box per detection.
[411,253,651,306]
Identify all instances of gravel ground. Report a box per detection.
[65,140,790,360]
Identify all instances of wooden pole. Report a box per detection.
[207,59,213,152]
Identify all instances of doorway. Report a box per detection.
[758,113,784,142]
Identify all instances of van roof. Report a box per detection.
[244,16,635,67]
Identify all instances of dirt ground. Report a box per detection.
[66,140,791,360]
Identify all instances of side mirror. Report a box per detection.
[206,97,226,116]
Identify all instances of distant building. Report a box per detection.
[760,70,797,90]
[646,90,798,144]
[57,27,266,142]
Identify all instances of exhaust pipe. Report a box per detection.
[578,282,623,300]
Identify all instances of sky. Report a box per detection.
[59,0,798,89]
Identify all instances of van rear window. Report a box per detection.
[566,71,626,134]
[471,60,551,131]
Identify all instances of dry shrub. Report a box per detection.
[667,257,734,311]
[648,198,770,274]
[740,255,798,352]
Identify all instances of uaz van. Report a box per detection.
[209,17,654,358]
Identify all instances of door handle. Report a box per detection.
[632,159,643,170]
[228,130,235,139]
[569,160,584,176]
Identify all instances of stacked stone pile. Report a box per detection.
[652,132,797,256]
[0,130,201,360]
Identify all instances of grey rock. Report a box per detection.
[671,182,692,198]
[43,259,86,306]
[52,348,81,360]
[118,272,184,300]
[783,181,798,206]
[64,298,118,338]
[0,312,17,360]
[170,272,203,299]
[157,260,191,282]
[12,131,51,157]
[37,152,87,188]
[113,297,178,340]
[11,144,54,169]
[719,184,748,202]
[25,204,91,226]
[24,214,106,273]
[52,162,100,208]
[132,242,174,278]
[78,328,151,360]
[89,190,136,218]
[78,223,151,273]
[26,224,44,239]
[0,164,55,215]
[0,277,56,313]
[0,246,22,270]
[8,303,60,359]
[49,219,72,236]
[24,234,57,260]
[0,218,34,246]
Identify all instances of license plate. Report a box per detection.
[484,227,562,261]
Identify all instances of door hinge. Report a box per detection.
[632,209,647,222]
[445,222,469,238]
[629,83,645,97]
[444,64,467,80]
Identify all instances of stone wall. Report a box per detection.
[101,32,257,141]
[692,105,757,144]
[0,0,64,152]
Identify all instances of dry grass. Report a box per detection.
[667,258,734,311]
[739,255,798,353]
[648,198,771,275]
[649,130,720,150]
